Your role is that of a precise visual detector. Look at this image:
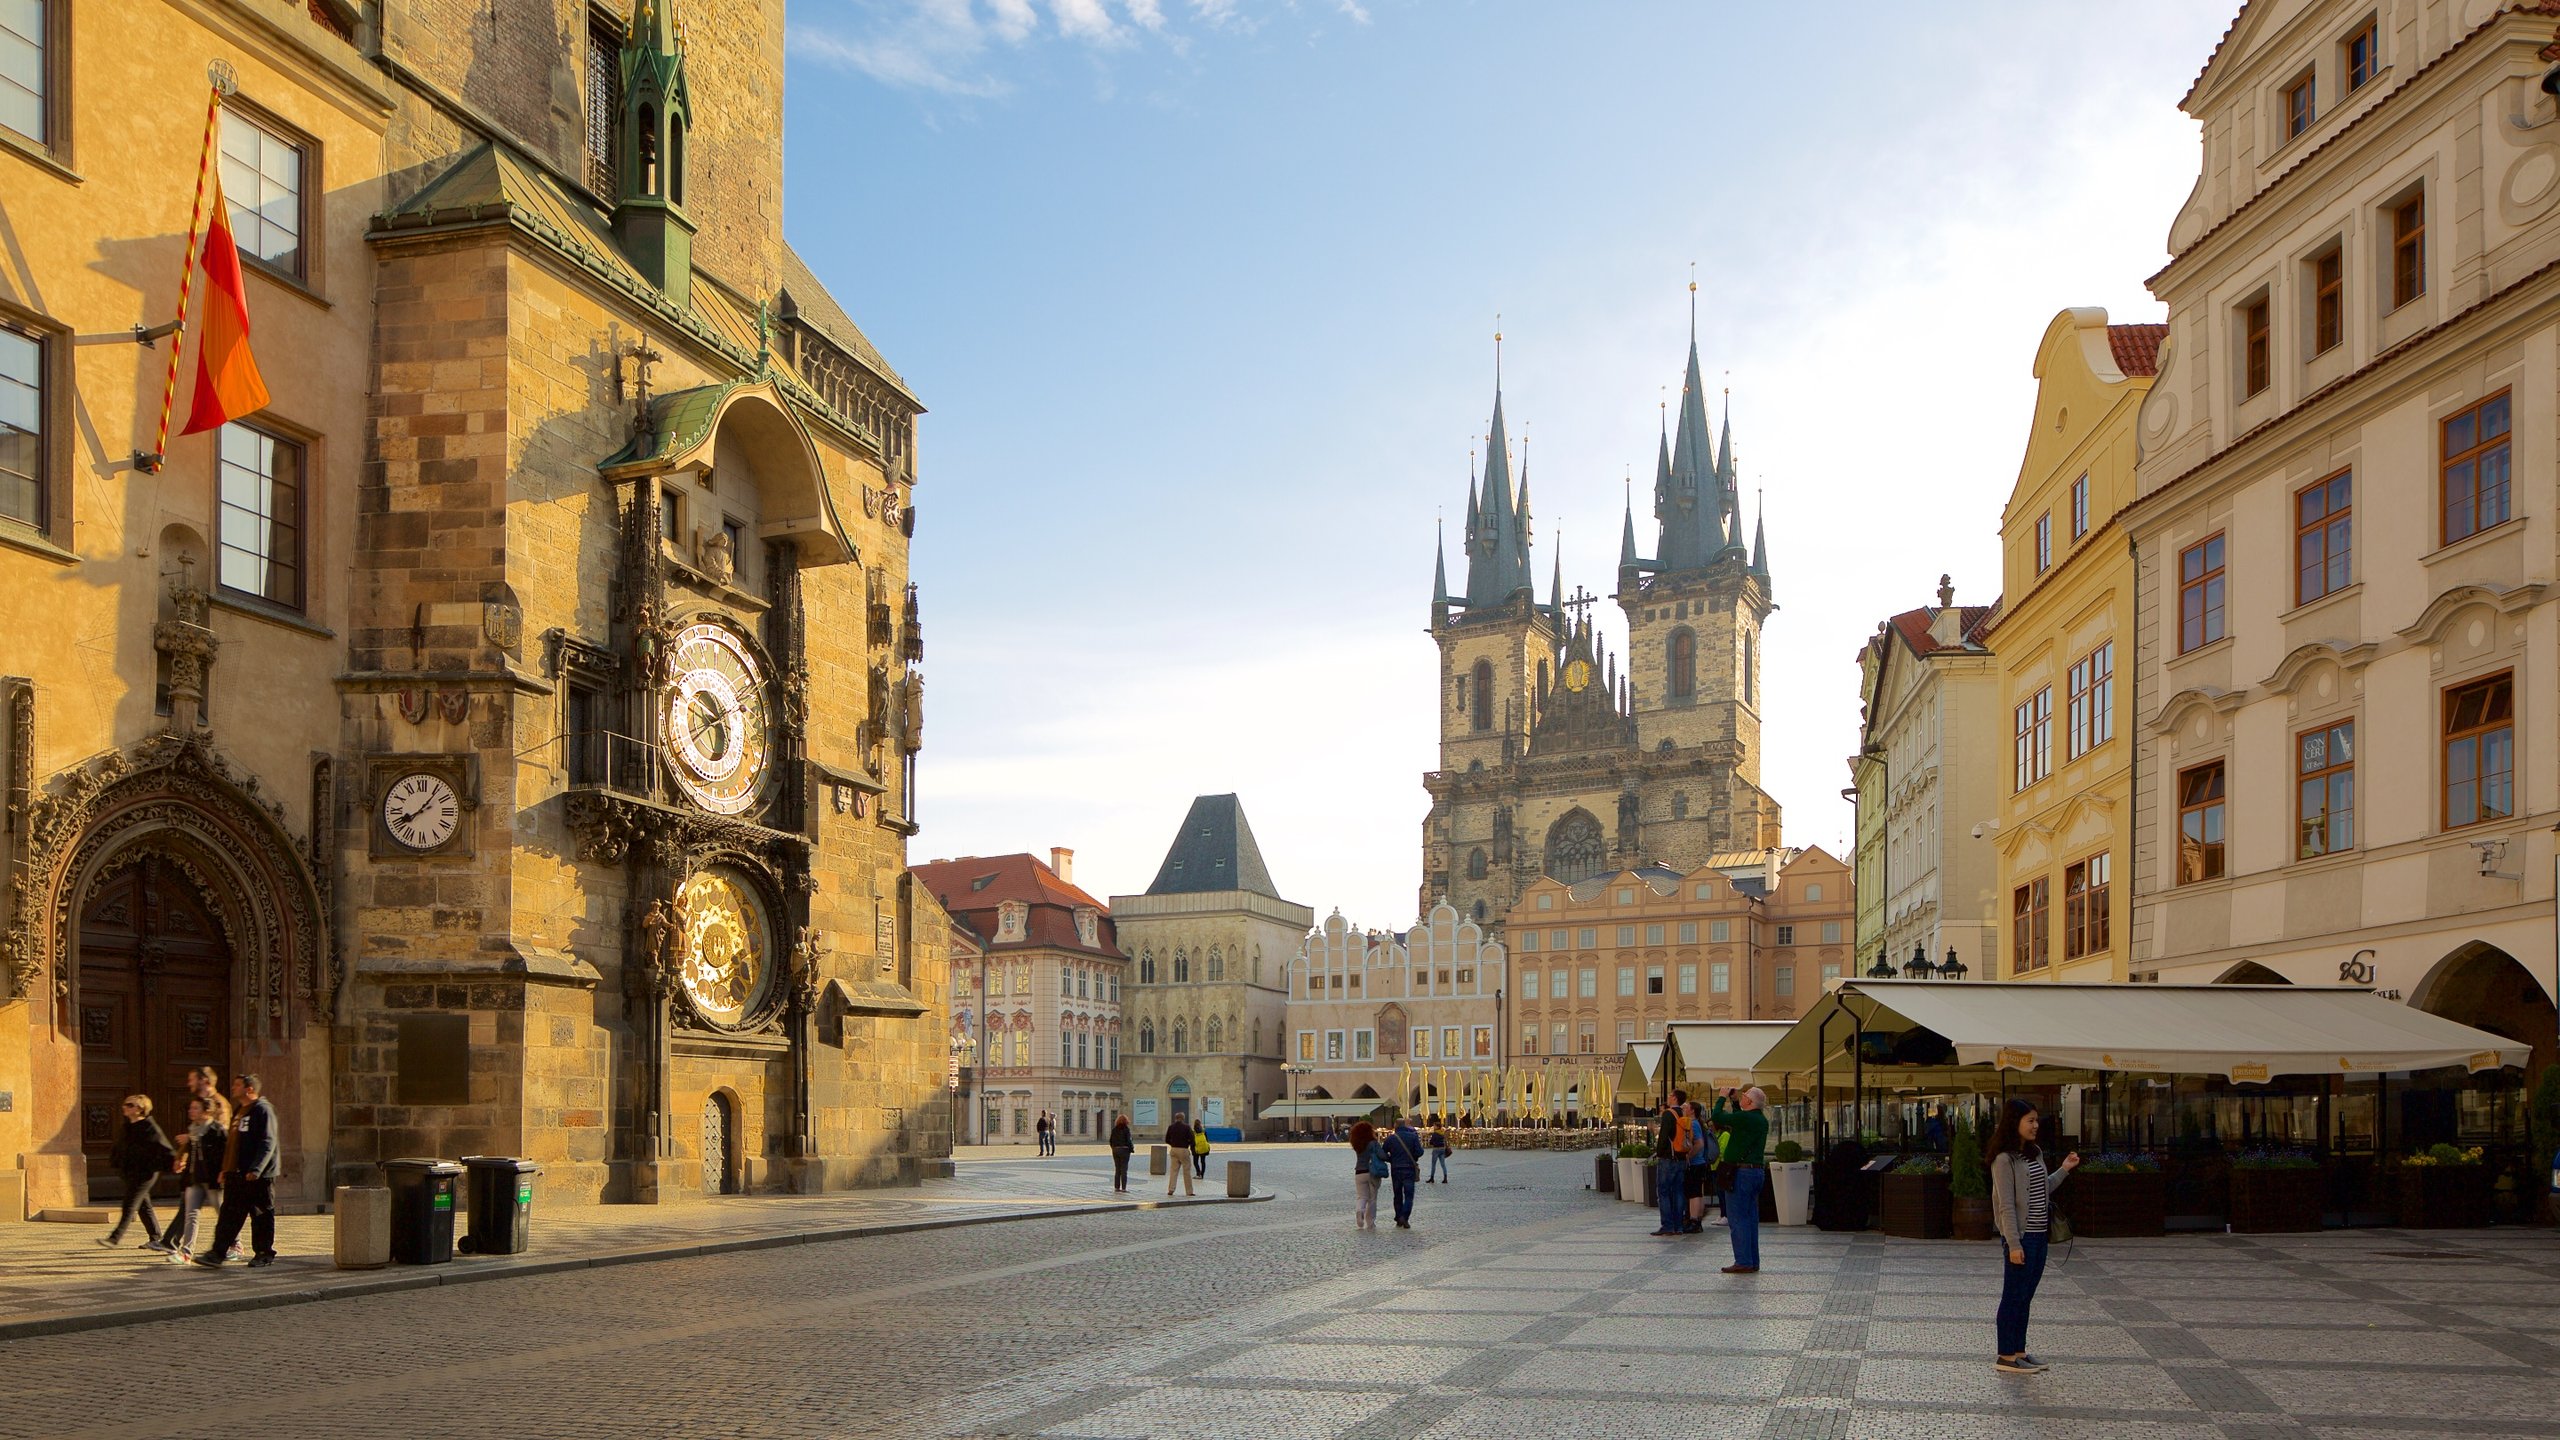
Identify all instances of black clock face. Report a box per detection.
[384,772,459,851]
[663,622,771,814]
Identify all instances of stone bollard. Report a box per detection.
[1225,1159,1252,1198]
[334,1185,392,1269]
[1148,1144,1168,1175]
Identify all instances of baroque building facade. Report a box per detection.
[1113,795,1306,1137]
[0,0,947,1217]
[914,849,1124,1146]
[1283,903,1506,1123]
[1423,321,1783,927]
[1506,848,1855,1061]
[2125,0,2557,1073]
[1850,584,2003,982]
[1986,311,2160,983]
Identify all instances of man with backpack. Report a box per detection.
[1651,1091,1699,1237]
[1385,1116,1423,1227]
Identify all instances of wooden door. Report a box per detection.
[78,858,232,1200]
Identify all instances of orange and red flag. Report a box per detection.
[178,170,270,436]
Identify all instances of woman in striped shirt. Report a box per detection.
[1986,1099,2079,1374]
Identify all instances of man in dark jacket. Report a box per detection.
[196,1074,280,1268]
[1163,1115,1196,1197]
[1386,1118,1423,1227]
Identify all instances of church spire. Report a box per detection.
[1659,282,1719,573]
[613,0,695,305]
[1618,478,1641,573]
[1462,342,1532,609]
[1750,491,1770,583]
[1431,516,1450,617]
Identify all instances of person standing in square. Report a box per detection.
[194,1074,280,1269]
[1712,1087,1768,1273]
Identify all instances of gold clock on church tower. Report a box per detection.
[663,621,772,815]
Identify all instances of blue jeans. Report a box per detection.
[1390,1174,1417,1223]
[1728,1166,1764,1267]
[1996,1232,2049,1356]
[1427,1151,1449,1182]
[1655,1156,1688,1231]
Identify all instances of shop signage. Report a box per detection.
[1994,1048,2033,1070]
[2228,1062,2269,1084]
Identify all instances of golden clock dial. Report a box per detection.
[675,866,772,1028]
[663,621,770,814]
[1563,659,1594,693]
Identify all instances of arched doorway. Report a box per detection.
[701,1091,738,1195]
[2414,942,2555,1075]
[1167,1077,1191,1121]
[2214,961,2289,985]
[77,855,232,1201]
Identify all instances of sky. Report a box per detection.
[780,0,2239,930]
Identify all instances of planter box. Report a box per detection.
[1952,1192,1994,1242]
[1878,1171,1951,1239]
[2396,1166,2492,1229]
[2070,1169,2166,1238]
[2229,1166,2325,1234]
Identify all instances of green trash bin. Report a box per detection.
[381,1158,462,1265]
[457,1156,541,1256]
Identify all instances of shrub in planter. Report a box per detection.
[2398,1144,2492,1229]
[1880,1153,1952,1239]
[2069,1152,2166,1238]
[1949,1113,1994,1241]
[1768,1139,1814,1226]
[2228,1150,2324,1233]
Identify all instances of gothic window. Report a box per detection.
[1207,1016,1222,1052]
[1467,849,1487,880]
[1173,949,1189,983]
[584,10,622,196]
[1669,628,1697,700]
[1544,809,1607,885]
[1139,948,1155,984]
[1139,1020,1155,1054]
[1252,1018,1262,1052]
[1743,630,1756,706]
[1172,1022,1186,1054]
[1207,946,1224,981]
[1672,793,1689,820]
[1471,659,1494,732]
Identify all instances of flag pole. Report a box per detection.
[143,76,229,474]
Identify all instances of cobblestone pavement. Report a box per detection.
[0,1147,1255,1336]
[3,1145,2555,1440]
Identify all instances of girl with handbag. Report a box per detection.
[1986,1098,2080,1374]
[1348,1120,1381,1229]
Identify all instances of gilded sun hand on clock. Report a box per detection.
[663,621,772,814]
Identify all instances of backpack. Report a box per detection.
[1191,1130,1210,1155]
[1367,1140,1391,1179]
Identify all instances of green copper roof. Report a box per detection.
[599,375,753,471]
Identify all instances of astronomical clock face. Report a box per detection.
[676,867,772,1028]
[663,621,771,815]
[1562,659,1594,693]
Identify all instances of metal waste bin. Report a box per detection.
[1594,1154,1616,1193]
[381,1158,463,1265]
[457,1156,541,1256]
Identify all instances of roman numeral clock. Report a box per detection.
[367,753,477,860]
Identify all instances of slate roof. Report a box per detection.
[780,245,916,401]
[910,855,1122,958]
[1146,795,1283,899]
[2107,323,2167,378]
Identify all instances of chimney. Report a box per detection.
[1762,847,1780,892]
[1927,575,1963,648]
[1049,847,1074,883]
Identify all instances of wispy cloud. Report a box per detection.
[792,0,1352,96]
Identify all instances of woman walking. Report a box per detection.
[100,1095,176,1250]
[1108,1114,1134,1192]
[170,1092,230,1261]
[1987,1098,2080,1374]
[1347,1119,1380,1229]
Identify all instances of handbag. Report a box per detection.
[1367,1141,1391,1179]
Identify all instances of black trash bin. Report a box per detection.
[381,1158,463,1265]
[457,1156,541,1256]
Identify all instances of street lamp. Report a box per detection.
[1904,943,1934,980]
[1868,950,1895,979]
[1939,946,1968,981]
[1284,1063,1313,1141]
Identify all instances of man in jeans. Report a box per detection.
[195,1074,280,1269]
[1163,1113,1196,1196]
[1385,1117,1423,1227]
[1713,1086,1769,1274]
[1650,1093,1691,1236]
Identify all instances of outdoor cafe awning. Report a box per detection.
[1617,1041,1667,1097]
[1258,1098,1388,1120]
[1664,1021,1793,1091]
[1759,981,2530,1083]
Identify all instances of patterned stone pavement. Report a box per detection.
[0,1145,2553,1440]
[0,1148,1257,1337]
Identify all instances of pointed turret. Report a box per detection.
[1513,458,1536,597]
[1463,387,1531,608]
[1716,398,1742,546]
[1431,518,1450,620]
[1750,499,1770,581]
[1618,486,1640,572]
[613,0,696,305]
[1549,543,1564,622]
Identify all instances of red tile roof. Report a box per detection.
[2108,324,2167,378]
[910,854,1124,958]
[1887,604,1998,658]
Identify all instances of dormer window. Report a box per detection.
[997,901,1026,942]
[1074,908,1098,947]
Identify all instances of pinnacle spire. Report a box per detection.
[1750,490,1770,580]
[1432,516,1450,611]
[1619,478,1640,571]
